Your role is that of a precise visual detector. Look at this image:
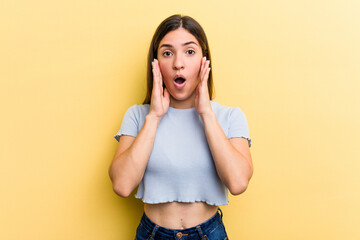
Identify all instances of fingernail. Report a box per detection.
[207,60,210,65]
[204,56,206,61]
[209,67,211,71]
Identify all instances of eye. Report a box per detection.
[186,49,195,55]
[162,51,173,57]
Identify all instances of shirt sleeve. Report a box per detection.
[228,107,252,147]
[114,105,140,142]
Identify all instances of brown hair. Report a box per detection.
[143,14,214,104]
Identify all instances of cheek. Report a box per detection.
[192,60,202,77]
[158,61,173,85]
[158,61,169,76]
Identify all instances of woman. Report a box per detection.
[109,14,253,240]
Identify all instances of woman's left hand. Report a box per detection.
[195,56,213,118]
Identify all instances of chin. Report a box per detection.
[170,92,196,103]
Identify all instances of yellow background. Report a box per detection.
[1,0,359,239]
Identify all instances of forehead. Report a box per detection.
[159,28,200,47]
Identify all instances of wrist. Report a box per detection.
[145,113,162,126]
[200,110,216,122]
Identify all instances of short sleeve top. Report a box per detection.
[114,101,251,206]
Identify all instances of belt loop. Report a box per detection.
[148,224,159,240]
[218,207,223,219]
[196,225,208,240]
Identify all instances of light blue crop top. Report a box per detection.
[114,101,251,206]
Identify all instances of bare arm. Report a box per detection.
[108,59,169,197]
[195,57,253,195]
[109,115,160,197]
[201,112,253,195]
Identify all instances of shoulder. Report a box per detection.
[115,104,150,141]
[126,103,150,113]
[124,103,150,118]
[211,101,251,147]
[121,103,150,126]
[210,101,246,118]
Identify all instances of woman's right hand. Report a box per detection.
[110,59,169,197]
[148,59,170,121]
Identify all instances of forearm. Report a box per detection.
[201,111,253,195]
[109,115,160,197]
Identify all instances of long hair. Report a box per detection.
[143,14,214,104]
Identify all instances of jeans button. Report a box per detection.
[176,232,182,239]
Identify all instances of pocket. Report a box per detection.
[206,220,228,240]
[135,222,151,240]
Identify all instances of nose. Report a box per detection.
[173,54,184,70]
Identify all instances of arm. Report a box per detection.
[202,113,253,195]
[108,59,170,197]
[195,57,253,195]
[109,115,160,197]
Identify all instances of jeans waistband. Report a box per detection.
[140,207,223,238]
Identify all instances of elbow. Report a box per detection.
[112,182,132,198]
[109,173,132,198]
[228,179,249,196]
[109,166,131,198]
[109,166,135,198]
[227,168,253,196]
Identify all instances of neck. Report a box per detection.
[169,92,196,109]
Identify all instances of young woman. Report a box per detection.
[109,14,253,240]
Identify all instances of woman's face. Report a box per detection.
[157,28,203,108]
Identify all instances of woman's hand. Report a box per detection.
[148,59,170,121]
[195,57,213,118]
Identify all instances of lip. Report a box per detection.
[173,74,186,89]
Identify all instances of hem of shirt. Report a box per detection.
[228,136,252,148]
[114,133,136,142]
[135,196,229,206]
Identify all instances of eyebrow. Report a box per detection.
[159,41,198,49]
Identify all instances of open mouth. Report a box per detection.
[173,76,186,89]
[174,77,185,84]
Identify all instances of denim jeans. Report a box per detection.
[135,208,228,240]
